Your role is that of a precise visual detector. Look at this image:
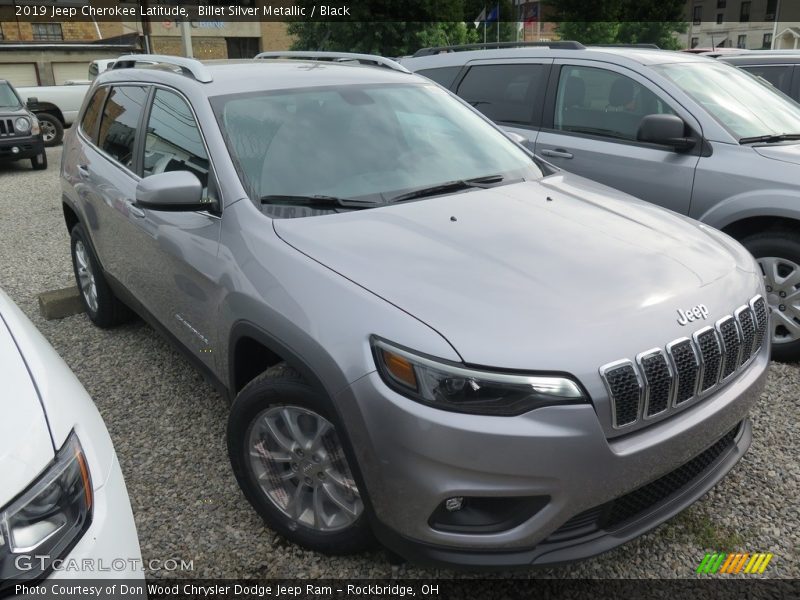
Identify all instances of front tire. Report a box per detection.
[37,113,64,147]
[31,150,47,170]
[228,364,373,554]
[69,223,133,328]
[741,231,800,362]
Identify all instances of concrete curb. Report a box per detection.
[38,286,84,320]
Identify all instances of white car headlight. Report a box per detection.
[14,117,30,133]
[0,432,92,583]
[372,337,586,415]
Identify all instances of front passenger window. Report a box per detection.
[554,66,676,141]
[142,89,209,189]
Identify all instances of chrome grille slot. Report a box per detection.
[667,338,699,405]
[638,350,672,418]
[601,295,763,430]
[735,306,756,364]
[695,327,722,392]
[752,296,768,351]
[601,361,641,428]
[717,317,742,380]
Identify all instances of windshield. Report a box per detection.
[212,83,543,217]
[652,62,800,140]
[0,83,21,109]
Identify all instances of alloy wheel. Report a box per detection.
[74,240,98,313]
[246,405,363,532]
[40,120,57,144]
[758,256,800,345]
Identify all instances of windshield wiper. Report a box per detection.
[260,194,379,209]
[739,133,800,144]
[386,174,512,204]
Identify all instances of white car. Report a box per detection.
[0,288,141,587]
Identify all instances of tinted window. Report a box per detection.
[97,86,147,169]
[741,65,792,93]
[456,64,547,126]
[554,66,675,141]
[143,89,208,188]
[416,66,461,88]
[80,87,108,144]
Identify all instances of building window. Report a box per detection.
[691,37,699,49]
[0,24,4,41]
[32,23,63,41]
[693,5,702,25]
[763,33,773,48]
[739,1,750,22]
[765,0,777,20]
[717,0,727,7]
[716,13,723,24]
[737,34,747,48]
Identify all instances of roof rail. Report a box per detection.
[255,51,410,73]
[412,40,585,57]
[111,54,213,83]
[592,43,661,49]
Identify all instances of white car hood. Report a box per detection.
[0,313,54,508]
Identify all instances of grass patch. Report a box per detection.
[662,509,748,551]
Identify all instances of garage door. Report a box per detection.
[53,62,91,84]
[0,63,39,86]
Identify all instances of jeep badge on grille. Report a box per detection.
[677,304,710,326]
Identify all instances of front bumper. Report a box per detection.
[0,134,43,160]
[338,344,768,568]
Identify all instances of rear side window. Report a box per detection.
[741,65,792,93]
[143,89,209,188]
[97,86,148,169]
[456,64,547,126]
[417,66,461,88]
[80,87,108,144]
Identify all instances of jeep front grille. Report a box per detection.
[0,118,18,137]
[600,296,767,430]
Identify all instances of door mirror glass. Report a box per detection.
[136,171,206,211]
[637,114,696,151]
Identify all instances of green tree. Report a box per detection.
[286,0,477,57]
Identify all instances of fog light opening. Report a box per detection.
[11,146,19,154]
[429,495,549,534]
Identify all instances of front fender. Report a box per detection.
[697,190,800,230]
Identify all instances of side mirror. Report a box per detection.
[505,131,527,145]
[637,114,696,151]
[136,171,207,212]
[27,97,38,105]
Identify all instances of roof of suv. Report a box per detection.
[400,47,714,70]
[98,58,419,94]
[719,51,800,65]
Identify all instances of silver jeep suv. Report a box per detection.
[61,52,769,568]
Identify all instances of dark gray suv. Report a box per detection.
[0,80,47,170]
[60,53,768,568]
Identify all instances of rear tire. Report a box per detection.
[740,231,800,362]
[228,364,373,554]
[69,223,133,328]
[31,150,47,170]
[37,113,64,147]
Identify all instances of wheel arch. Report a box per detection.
[697,191,800,237]
[62,200,79,233]
[722,215,800,241]
[30,103,65,125]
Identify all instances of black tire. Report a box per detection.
[740,230,800,362]
[37,113,64,147]
[228,364,373,554]
[69,223,133,328]
[30,150,47,170]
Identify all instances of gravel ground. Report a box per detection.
[0,145,798,580]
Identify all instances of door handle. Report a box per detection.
[126,201,145,219]
[77,164,90,179]
[540,148,574,159]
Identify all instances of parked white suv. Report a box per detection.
[0,288,142,587]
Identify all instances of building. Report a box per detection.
[683,0,800,49]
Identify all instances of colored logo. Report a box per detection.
[697,552,774,574]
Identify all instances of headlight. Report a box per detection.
[0,432,93,583]
[14,117,30,133]
[372,338,586,416]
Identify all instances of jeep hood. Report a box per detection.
[274,175,760,372]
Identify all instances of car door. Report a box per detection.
[535,61,702,216]
[451,59,552,148]
[119,87,223,368]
